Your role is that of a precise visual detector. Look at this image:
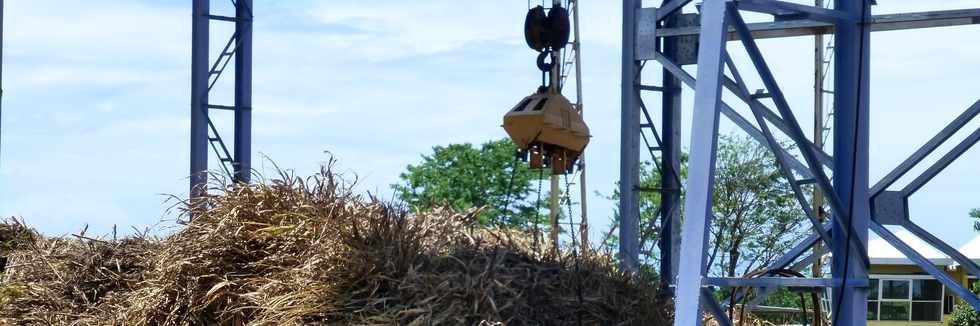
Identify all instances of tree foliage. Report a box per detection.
[393,139,544,229]
[971,209,980,232]
[601,158,688,262]
[605,134,808,278]
[707,135,808,277]
[955,211,980,326]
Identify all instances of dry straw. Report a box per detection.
[0,164,670,325]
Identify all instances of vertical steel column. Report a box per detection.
[190,0,210,199]
[659,11,683,291]
[619,0,641,273]
[674,1,728,325]
[234,0,253,183]
[831,0,871,325]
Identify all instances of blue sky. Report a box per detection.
[1,0,979,248]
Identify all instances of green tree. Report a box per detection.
[954,210,980,325]
[393,139,545,229]
[604,134,808,278]
[970,209,980,232]
[706,135,807,278]
[601,157,687,263]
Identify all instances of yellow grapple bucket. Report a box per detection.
[503,91,591,173]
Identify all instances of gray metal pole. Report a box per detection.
[660,11,683,292]
[570,0,590,250]
[811,1,827,323]
[234,0,253,183]
[190,0,210,200]
[619,0,641,273]
[548,0,562,253]
[831,0,871,324]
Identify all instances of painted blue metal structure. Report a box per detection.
[619,1,980,325]
[191,0,253,200]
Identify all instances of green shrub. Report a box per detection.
[948,303,980,326]
[948,283,980,326]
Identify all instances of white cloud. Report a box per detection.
[307,1,525,59]
[5,1,188,62]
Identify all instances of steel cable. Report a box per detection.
[563,172,585,326]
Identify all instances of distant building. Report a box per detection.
[866,230,980,325]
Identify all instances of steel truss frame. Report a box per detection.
[620,1,980,325]
[191,0,253,200]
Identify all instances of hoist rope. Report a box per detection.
[499,154,522,228]
[533,167,544,253]
[563,172,585,326]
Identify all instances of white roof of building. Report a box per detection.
[867,229,955,265]
[956,235,980,260]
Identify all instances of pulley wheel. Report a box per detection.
[524,6,549,51]
[546,6,571,50]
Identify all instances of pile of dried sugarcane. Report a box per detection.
[0,165,670,325]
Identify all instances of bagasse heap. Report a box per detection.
[0,165,668,325]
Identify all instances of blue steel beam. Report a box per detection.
[660,8,684,291]
[729,225,828,308]
[901,125,980,196]
[770,226,826,270]
[830,0,872,324]
[722,51,832,247]
[737,0,855,23]
[673,1,729,325]
[871,100,980,195]
[650,2,980,325]
[233,0,253,183]
[701,288,735,326]
[705,277,864,288]
[653,51,834,168]
[652,8,980,39]
[191,0,255,207]
[739,246,831,311]
[728,9,870,265]
[653,53,817,179]
[656,0,693,22]
[872,222,980,310]
[903,221,980,279]
[719,75,834,168]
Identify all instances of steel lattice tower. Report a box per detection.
[190,0,253,201]
[619,1,980,325]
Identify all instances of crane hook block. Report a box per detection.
[524,5,572,52]
[504,90,591,174]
